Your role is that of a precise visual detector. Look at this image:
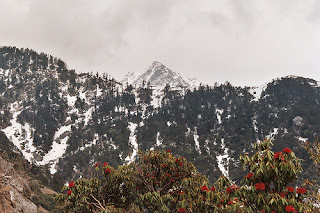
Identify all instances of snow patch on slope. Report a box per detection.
[216,109,223,124]
[84,107,94,125]
[125,123,138,163]
[150,86,164,108]
[249,84,267,101]
[193,128,201,154]
[297,136,308,142]
[266,128,278,140]
[156,132,163,147]
[2,103,36,163]
[216,138,230,177]
[38,124,72,174]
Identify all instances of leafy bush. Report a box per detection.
[56,140,314,212]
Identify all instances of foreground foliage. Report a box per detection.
[56,140,314,212]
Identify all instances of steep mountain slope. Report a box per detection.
[0,46,319,185]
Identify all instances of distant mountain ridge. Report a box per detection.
[121,61,201,88]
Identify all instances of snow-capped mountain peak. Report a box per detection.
[121,61,201,88]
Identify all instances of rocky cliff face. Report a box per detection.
[0,156,37,213]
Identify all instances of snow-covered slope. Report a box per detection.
[249,83,268,101]
[121,61,201,88]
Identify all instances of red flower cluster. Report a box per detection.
[255,182,265,191]
[178,208,185,212]
[246,172,254,178]
[105,168,111,173]
[226,185,238,194]
[175,159,179,162]
[228,201,234,205]
[167,150,171,153]
[103,162,108,166]
[285,205,295,212]
[226,187,232,194]
[283,148,292,154]
[296,187,306,194]
[286,186,294,193]
[274,152,283,160]
[161,164,167,168]
[211,187,215,192]
[69,181,74,188]
[95,162,100,167]
[201,186,209,191]
[67,190,72,195]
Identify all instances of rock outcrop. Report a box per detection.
[0,157,37,213]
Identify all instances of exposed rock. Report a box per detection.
[0,157,37,213]
[293,116,303,127]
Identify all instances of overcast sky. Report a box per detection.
[1,0,320,86]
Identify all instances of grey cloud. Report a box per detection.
[0,0,319,86]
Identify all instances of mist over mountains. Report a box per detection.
[0,46,319,186]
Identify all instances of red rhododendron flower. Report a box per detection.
[274,152,283,160]
[279,192,285,198]
[95,163,100,167]
[297,187,306,194]
[175,159,179,162]
[246,172,254,178]
[211,187,215,192]
[255,182,265,190]
[285,205,295,212]
[228,201,234,205]
[103,162,108,166]
[226,187,232,194]
[283,148,292,154]
[286,186,294,193]
[161,164,167,168]
[69,181,74,188]
[105,168,111,173]
[201,186,209,191]
[167,150,171,153]
[67,190,72,195]
[179,162,183,166]
[178,208,185,212]
[218,204,222,207]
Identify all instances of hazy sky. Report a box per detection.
[1,0,320,86]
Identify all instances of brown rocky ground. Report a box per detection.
[0,156,37,213]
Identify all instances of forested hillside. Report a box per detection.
[0,46,319,187]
